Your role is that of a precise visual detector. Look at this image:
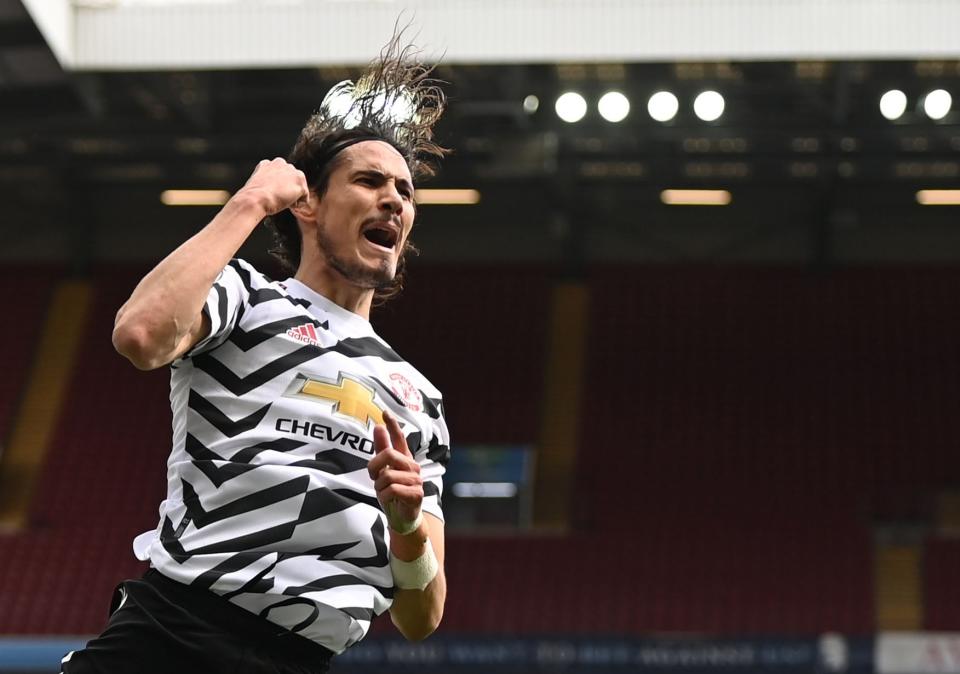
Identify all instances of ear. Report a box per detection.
[289,192,318,226]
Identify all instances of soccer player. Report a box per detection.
[62,39,449,674]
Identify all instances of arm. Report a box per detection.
[388,513,446,640]
[112,159,309,370]
[368,411,447,640]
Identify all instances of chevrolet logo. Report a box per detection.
[288,374,384,428]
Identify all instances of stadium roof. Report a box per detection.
[2,0,960,265]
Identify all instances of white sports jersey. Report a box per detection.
[133,258,450,654]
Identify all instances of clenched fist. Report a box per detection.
[234,158,309,216]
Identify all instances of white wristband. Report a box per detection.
[386,504,422,536]
[390,542,439,591]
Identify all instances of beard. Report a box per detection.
[315,220,397,290]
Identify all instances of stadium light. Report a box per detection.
[879,90,908,121]
[917,189,960,206]
[661,189,732,206]
[414,189,481,205]
[161,190,230,206]
[523,95,540,114]
[923,89,952,120]
[694,91,725,122]
[647,91,679,122]
[598,91,630,123]
[555,92,587,123]
[451,482,518,498]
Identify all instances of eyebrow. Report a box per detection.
[353,169,414,194]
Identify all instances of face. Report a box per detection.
[311,140,415,290]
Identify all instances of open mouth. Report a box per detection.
[362,223,399,250]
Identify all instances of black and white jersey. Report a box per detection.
[132,258,450,654]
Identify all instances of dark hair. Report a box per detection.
[266,32,447,305]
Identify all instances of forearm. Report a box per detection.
[390,564,446,641]
[388,515,446,640]
[113,193,266,369]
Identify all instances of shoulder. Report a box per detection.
[222,259,311,307]
[221,258,270,289]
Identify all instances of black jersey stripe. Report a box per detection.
[188,390,272,437]
[185,435,310,487]
[228,259,312,309]
[160,515,190,563]
[339,607,376,622]
[337,518,389,569]
[421,395,442,420]
[190,551,275,591]
[258,597,320,634]
[184,434,257,487]
[427,435,451,466]
[192,346,319,396]
[330,487,381,510]
[289,449,370,476]
[331,336,403,362]
[220,560,278,599]
[405,431,423,455]
[230,438,310,463]
[212,282,229,332]
[193,336,404,397]
[187,522,299,556]
[298,486,372,522]
[181,475,310,528]
[193,460,259,488]
[286,573,393,597]
[303,541,364,558]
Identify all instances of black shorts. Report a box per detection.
[61,569,334,674]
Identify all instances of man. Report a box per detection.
[63,39,450,674]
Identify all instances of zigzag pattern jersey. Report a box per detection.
[132,258,450,654]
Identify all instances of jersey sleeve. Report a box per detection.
[186,259,253,357]
[415,424,451,522]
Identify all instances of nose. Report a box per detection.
[378,183,403,215]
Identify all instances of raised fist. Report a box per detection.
[235,158,309,216]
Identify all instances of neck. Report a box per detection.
[294,264,375,320]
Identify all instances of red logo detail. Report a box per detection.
[287,323,322,347]
[389,373,423,412]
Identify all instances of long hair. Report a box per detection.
[266,31,447,304]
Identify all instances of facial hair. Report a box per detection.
[315,219,397,290]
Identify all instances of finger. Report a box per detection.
[382,409,411,457]
[378,484,425,507]
[368,448,419,480]
[375,469,422,493]
[294,170,309,200]
[373,424,391,454]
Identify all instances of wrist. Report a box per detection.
[227,189,270,220]
[387,509,422,536]
[390,540,439,591]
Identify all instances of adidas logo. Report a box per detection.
[286,323,322,347]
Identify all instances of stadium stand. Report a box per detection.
[578,266,960,528]
[0,268,163,635]
[924,537,960,630]
[0,268,59,444]
[3,264,959,637]
[374,263,553,444]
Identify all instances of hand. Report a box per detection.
[234,157,309,216]
[367,410,424,534]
